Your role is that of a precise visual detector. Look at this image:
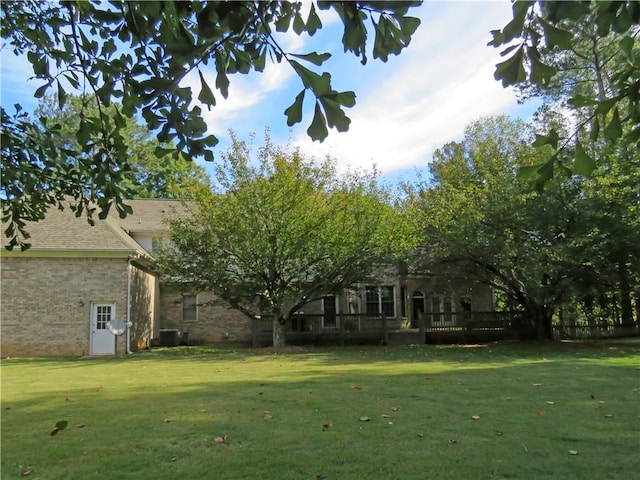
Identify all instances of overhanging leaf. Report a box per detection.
[532,130,559,149]
[284,90,305,126]
[619,36,634,60]
[539,17,573,49]
[568,95,598,108]
[197,70,216,109]
[574,141,596,176]
[604,107,622,141]
[494,46,526,87]
[319,94,352,131]
[306,4,322,36]
[528,47,557,86]
[307,102,329,141]
[290,52,332,66]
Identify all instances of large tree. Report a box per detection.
[569,146,640,328]
[158,134,408,348]
[409,116,582,339]
[1,1,421,249]
[34,95,211,200]
[490,0,640,181]
[492,2,640,329]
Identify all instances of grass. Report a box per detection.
[1,343,639,480]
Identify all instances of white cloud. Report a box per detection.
[289,1,524,174]
[0,53,42,112]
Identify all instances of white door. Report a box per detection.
[90,303,116,355]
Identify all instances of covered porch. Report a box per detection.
[251,311,531,346]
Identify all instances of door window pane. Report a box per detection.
[96,306,112,329]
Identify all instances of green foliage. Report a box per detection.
[0,1,421,248]
[411,115,639,338]
[490,1,640,180]
[158,133,408,347]
[409,116,581,338]
[1,95,211,249]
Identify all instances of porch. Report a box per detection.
[251,311,530,346]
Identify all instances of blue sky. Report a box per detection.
[0,1,537,186]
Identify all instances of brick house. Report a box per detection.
[0,203,159,356]
[1,199,496,356]
[0,199,253,356]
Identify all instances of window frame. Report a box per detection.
[365,286,396,318]
[182,294,198,323]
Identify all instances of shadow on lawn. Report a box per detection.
[2,344,639,480]
[2,342,638,371]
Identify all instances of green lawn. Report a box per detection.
[2,343,639,480]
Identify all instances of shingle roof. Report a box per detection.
[1,199,193,255]
[118,199,190,233]
[1,203,146,254]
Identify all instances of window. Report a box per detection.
[182,295,198,322]
[347,288,360,314]
[95,305,112,329]
[431,295,453,323]
[365,286,395,318]
[460,297,471,310]
[323,296,338,328]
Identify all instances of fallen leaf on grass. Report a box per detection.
[471,415,481,420]
[50,420,68,436]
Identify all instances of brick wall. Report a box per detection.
[129,264,159,351]
[159,288,252,345]
[1,257,129,356]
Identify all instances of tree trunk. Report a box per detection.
[525,302,554,340]
[272,316,286,348]
[618,255,634,327]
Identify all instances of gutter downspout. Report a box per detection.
[126,256,133,354]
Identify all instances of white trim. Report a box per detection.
[126,258,132,354]
[90,302,117,356]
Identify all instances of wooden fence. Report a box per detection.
[252,313,395,347]
[552,321,640,340]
